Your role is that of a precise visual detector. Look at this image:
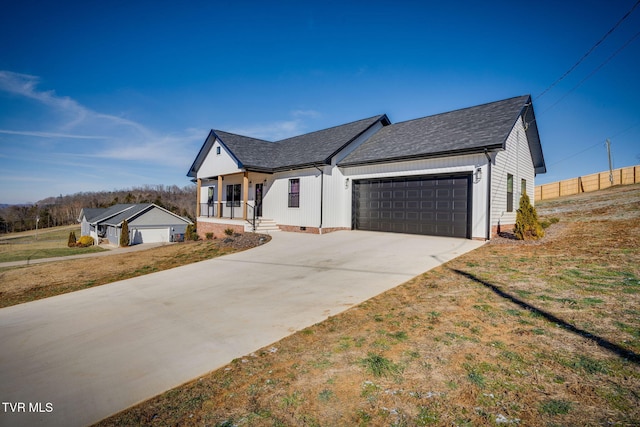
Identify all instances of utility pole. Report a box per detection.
[606,139,613,185]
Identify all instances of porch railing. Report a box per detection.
[245,202,262,232]
[198,202,244,220]
[199,203,217,217]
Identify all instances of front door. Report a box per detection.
[255,183,263,217]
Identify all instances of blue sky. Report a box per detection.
[1,0,639,204]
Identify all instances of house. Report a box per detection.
[78,203,193,245]
[187,95,545,240]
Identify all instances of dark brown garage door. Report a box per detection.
[352,175,471,238]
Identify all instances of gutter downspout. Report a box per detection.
[313,164,324,234]
[484,149,492,241]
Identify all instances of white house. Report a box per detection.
[187,95,545,240]
[78,203,193,245]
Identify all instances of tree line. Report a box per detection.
[0,184,196,234]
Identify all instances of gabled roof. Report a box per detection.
[80,204,192,227]
[188,95,546,178]
[211,130,277,170]
[101,204,154,226]
[83,204,138,225]
[339,95,546,173]
[187,115,389,177]
[79,208,108,222]
[271,115,390,170]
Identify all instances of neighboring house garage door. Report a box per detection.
[131,228,170,244]
[352,175,471,238]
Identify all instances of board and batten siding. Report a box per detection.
[338,153,490,239]
[490,116,536,230]
[197,138,242,179]
[263,168,323,228]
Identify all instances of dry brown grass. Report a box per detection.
[92,184,640,427]
[0,233,270,308]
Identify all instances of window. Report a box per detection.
[507,174,514,212]
[226,184,241,207]
[216,146,221,155]
[288,178,300,208]
[521,178,527,196]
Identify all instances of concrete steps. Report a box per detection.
[246,218,280,234]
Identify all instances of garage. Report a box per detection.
[352,175,471,238]
[131,227,170,244]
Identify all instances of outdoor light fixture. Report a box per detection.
[475,167,482,183]
[345,178,350,189]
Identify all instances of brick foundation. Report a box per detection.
[277,225,350,235]
[196,221,245,240]
[491,223,514,238]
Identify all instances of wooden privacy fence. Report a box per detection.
[535,164,640,201]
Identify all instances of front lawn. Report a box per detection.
[0,226,107,262]
[95,185,640,427]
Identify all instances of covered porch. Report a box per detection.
[196,171,270,233]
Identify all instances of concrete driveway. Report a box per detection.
[0,231,483,427]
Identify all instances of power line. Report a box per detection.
[541,30,640,115]
[548,140,604,167]
[547,119,640,167]
[535,0,640,101]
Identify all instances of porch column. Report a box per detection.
[242,172,249,219]
[196,178,201,218]
[217,176,223,218]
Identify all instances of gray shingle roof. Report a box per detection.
[82,203,192,226]
[101,204,153,226]
[271,115,390,169]
[188,115,388,176]
[80,208,108,222]
[86,204,138,224]
[212,131,278,170]
[188,95,545,177]
[339,95,534,166]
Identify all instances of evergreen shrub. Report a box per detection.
[514,193,544,240]
[185,223,198,241]
[120,219,130,247]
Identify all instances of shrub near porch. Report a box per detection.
[196,221,244,240]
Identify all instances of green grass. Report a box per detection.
[0,245,107,262]
[540,399,572,415]
[0,226,108,262]
[359,353,402,378]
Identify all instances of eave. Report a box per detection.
[338,144,504,168]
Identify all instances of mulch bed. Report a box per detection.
[216,232,272,250]
[489,222,568,245]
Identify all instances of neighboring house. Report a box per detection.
[78,203,192,245]
[187,95,545,240]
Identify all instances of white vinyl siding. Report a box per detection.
[198,139,242,178]
[262,168,321,228]
[490,116,536,229]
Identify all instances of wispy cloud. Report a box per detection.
[0,70,203,166]
[0,70,88,129]
[0,70,206,202]
[230,110,322,140]
[0,129,108,139]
